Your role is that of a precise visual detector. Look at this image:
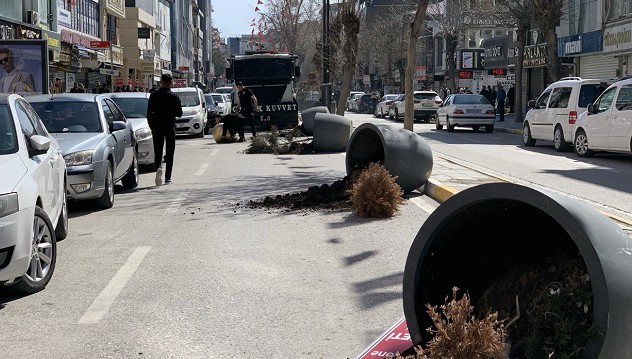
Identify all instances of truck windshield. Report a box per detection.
[233,58,293,79]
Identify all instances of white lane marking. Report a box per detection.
[410,196,438,214]
[209,148,220,157]
[165,196,186,213]
[79,246,151,324]
[195,163,209,176]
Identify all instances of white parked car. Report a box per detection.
[389,91,443,122]
[208,93,231,115]
[436,94,496,132]
[0,94,67,293]
[346,91,364,111]
[523,77,610,151]
[572,78,632,157]
[375,94,400,118]
[348,93,364,112]
[171,87,207,137]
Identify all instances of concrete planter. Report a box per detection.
[346,123,432,193]
[312,113,352,153]
[301,106,329,136]
[403,183,632,358]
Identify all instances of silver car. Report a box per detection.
[106,93,156,169]
[28,94,139,209]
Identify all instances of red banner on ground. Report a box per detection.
[356,317,414,358]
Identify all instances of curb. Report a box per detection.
[422,179,458,203]
[496,127,523,135]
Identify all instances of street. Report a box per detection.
[1,113,631,358]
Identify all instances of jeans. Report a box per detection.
[152,127,176,180]
[497,100,505,121]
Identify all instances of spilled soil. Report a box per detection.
[244,177,352,211]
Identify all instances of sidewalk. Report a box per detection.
[494,113,523,135]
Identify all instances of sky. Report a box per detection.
[213,0,265,38]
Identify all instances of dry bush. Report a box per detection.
[397,287,507,359]
[349,163,404,218]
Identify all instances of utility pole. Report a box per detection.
[321,0,332,111]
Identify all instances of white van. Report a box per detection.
[523,77,610,151]
[171,87,207,137]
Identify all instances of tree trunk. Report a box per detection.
[336,9,360,116]
[545,27,561,83]
[514,24,526,123]
[403,0,429,131]
[396,60,406,93]
[446,47,457,94]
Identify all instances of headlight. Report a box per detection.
[190,109,199,116]
[64,150,93,166]
[134,128,153,141]
[0,193,18,218]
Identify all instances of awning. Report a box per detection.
[161,69,172,75]
[75,45,96,59]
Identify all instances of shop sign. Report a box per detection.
[43,31,60,51]
[483,36,509,69]
[459,71,473,79]
[61,29,100,48]
[104,46,124,65]
[460,49,485,70]
[142,62,155,74]
[488,68,507,76]
[90,41,110,50]
[523,44,547,68]
[473,70,484,80]
[0,19,16,40]
[115,78,124,86]
[138,28,151,39]
[603,23,632,54]
[58,8,72,28]
[557,30,603,57]
[16,25,41,40]
[415,66,427,80]
[172,79,188,88]
[462,12,514,28]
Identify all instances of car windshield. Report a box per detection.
[31,102,102,133]
[452,95,490,105]
[579,84,608,108]
[212,95,224,103]
[0,105,17,155]
[415,93,438,100]
[110,98,148,118]
[176,92,200,107]
[216,88,232,94]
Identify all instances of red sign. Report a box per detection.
[415,66,427,80]
[458,71,473,79]
[178,66,190,71]
[172,79,188,88]
[115,78,124,86]
[89,40,110,49]
[357,317,413,358]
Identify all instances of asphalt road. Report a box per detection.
[347,112,632,220]
[0,133,435,358]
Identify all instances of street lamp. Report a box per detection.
[321,0,332,111]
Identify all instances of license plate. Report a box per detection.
[466,109,481,113]
[422,103,434,107]
[176,123,187,128]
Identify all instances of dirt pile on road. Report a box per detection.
[246,177,352,211]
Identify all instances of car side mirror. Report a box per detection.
[110,121,127,132]
[528,99,536,109]
[202,102,206,108]
[29,135,51,156]
[587,103,595,114]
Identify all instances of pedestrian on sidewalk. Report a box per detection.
[496,84,506,122]
[147,74,183,186]
[69,82,79,93]
[236,81,259,138]
[490,86,497,108]
[76,83,86,93]
[507,85,515,113]
[480,86,489,100]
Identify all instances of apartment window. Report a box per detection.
[0,0,22,22]
[624,0,632,15]
[61,0,99,37]
[107,15,118,45]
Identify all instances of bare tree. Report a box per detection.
[497,0,532,123]
[404,0,430,131]
[428,0,468,94]
[334,0,361,116]
[531,0,564,83]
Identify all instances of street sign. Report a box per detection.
[473,70,484,80]
[138,28,151,39]
[415,66,427,80]
[356,317,413,358]
[100,68,119,76]
[89,40,110,50]
[363,74,370,85]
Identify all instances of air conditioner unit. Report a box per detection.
[27,10,39,25]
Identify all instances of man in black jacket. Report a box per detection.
[147,74,183,185]
[236,81,259,139]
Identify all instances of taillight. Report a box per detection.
[386,101,392,105]
[434,99,443,104]
[485,109,496,114]
[569,111,577,124]
[453,109,464,114]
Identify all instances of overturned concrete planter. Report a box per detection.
[346,123,432,193]
[312,113,352,153]
[301,106,329,135]
[403,183,632,358]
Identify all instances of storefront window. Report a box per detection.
[0,0,23,22]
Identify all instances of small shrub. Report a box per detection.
[397,288,507,359]
[349,163,403,218]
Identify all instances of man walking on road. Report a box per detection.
[147,74,183,185]
[496,84,507,122]
[236,81,259,140]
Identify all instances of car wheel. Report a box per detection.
[389,109,394,120]
[447,116,455,132]
[554,126,570,152]
[11,206,57,294]
[374,107,379,117]
[380,108,385,118]
[472,125,480,132]
[96,161,114,209]
[122,153,139,189]
[54,190,68,241]
[574,129,594,158]
[485,125,494,133]
[395,108,400,121]
[523,122,536,146]
[435,117,443,130]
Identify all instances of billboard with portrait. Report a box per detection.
[0,40,48,95]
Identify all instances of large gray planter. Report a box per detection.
[312,113,352,153]
[346,123,432,193]
[301,106,329,135]
[403,183,632,358]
